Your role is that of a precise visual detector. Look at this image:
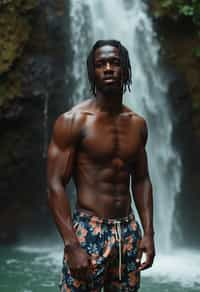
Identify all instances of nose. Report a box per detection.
[104,62,113,73]
[105,62,111,70]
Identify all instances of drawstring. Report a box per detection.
[114,221,122,281]
[101,221,123,291]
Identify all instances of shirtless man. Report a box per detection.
[47,40,155,291]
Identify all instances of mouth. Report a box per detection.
[103,77,117,83]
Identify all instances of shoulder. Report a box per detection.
[123,105,148,145]
[71,98,97,115]
[55,99,93,128]
[52,99,93,148]
[52,111,76,150]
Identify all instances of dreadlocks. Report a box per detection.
[87,40,132,96]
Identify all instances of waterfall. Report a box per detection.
[69,0,181,252]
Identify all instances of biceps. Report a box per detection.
[47,142,75,186]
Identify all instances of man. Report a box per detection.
[47,40,155,292]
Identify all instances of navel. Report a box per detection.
[111,157,124,170]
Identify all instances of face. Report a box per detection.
[94,45,122,94]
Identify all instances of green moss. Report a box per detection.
[0,12,31,74]
[0,0,38,108]
[0,0,38,12]
[0,70,22,107]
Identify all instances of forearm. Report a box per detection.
[48,183,79,246]
[133,177,154,236]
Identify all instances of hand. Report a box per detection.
[65,245,92,281]
[136,234,155,271]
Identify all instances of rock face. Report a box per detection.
[150,1,200,246]
[0,0,36,110]
[0,0,71,243]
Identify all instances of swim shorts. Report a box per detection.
[59,210,142,291]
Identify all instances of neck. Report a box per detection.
[95,90,123,115]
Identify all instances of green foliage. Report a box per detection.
[0,0,38,107]
[179,5,194,17]
[193,47,200,58]
[160,0,173,8]
[158,0,200,57]
[158,0,200,26]
[0,0,38,12]
[0,12,30,74]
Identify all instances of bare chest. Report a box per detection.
[80,114,141,163]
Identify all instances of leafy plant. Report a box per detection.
[159,0,200,25]
[193,47,200,58]
[160,0,173,8]
[158,0,200,57]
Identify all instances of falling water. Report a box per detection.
[69,0,181,252]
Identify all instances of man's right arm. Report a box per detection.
[48,112,92,280]
[47,112,79,248]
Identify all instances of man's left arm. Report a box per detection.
[131,119,155,271]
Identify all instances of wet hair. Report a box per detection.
[87,40,132,95]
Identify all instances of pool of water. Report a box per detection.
[1,243,200,292]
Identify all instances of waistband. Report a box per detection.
[73,208,135,225]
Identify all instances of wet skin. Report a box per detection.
[75,108,141,218]
[47,45,155,284]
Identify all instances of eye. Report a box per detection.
[113,59,120,66]
[95,62,103,68]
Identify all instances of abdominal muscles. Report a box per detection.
[75,156,132,218]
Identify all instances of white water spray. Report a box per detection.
[69,0,181,252]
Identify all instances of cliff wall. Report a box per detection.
[151,0,200,246]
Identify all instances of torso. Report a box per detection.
[70,99,144,218]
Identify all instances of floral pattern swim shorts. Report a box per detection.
[59,210,142,292]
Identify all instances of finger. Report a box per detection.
[136,247,143,261]
[136,247,143,267]
[137,254,154,271]
[72,266,91,281]
[137,261,151,271]
[84,265,93,281]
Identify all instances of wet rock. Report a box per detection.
[0,0,69,243]
[150,1,200,246]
